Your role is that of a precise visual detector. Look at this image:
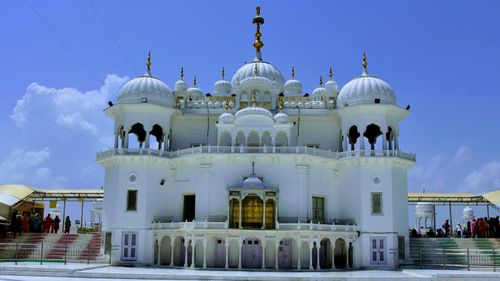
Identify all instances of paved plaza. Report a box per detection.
[0,263,499,280]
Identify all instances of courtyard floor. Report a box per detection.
[0,263,499,280]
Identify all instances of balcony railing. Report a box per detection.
[97,146,416,162]
[151,219,358,232]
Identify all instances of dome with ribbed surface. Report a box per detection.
[218,112,235,124]
[187,86,204,100]
[324,79,338,95]
[312,86,327,100]
[338,71,396,108]
[231,60,285,92]
[235,106,273,120]
[241,173,264,189]
[274,112,289,124]
[117,74,175,107]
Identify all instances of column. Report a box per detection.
[114,133,119,148]
[62,200,66,232]
[238,239,242,269]
[203,236,207,269]
[184,239,189,267]
[190,241,196,269]
[275,239,279,269]
[309,241,314,270]
[345,244,350,269]
[297,240,301,270]
[156,239,161,266]
[80,200,84,228]
[394,135,399,150]
[262,197,266,229]
[170,240,175,266]
[331,243,336,269]
[359,134,365,151]
[145,132,150,149]
[225,239,229,269]
[343,135,348,152]
[163,133,168,151]
[261,239,266,269]
[124,133,129,148]
[316,242,320,270]
[382,131,387,151]
[449,202,453,236]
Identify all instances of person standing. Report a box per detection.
[455,224,462,238]
[64,216,71,234]
[44,214,52,234]
[53,216,61,234]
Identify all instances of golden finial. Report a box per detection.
[180,67,184,80]
[291,66,295,79]
[251,90,257,106]
[225,97,230,110]
[319,76,323,86]
[193,76,197,87]
[252,6,265,56]
[146,51,152,75]
[221,67,225,80]
[279,96,284,111]
[362,51,368,71]
[329,67,333,80]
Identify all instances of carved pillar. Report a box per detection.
[275,239,279,269]
[297,240,301,270]
[309,240,314,270]
[225,238,229,269]
[190,240,196,269]
[261,239,266,269]
[156,239,161,266]
[183,239,189,267]
[238,239,243,269]
[169,239,174,267]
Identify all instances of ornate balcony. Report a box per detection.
[97,146,416,162]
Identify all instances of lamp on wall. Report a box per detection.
[160,179,165,186]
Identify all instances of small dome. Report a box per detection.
[338,71,396,108]
[213,79,232,96]
[463,206,474,218]
[174,79,188,92]
[284,79,303,97]
[274,112,289,124]
[218,113,235,124]
[231,60,285,92]
[187,86,204,100]
[324,79,339,95]
[312,86,327,100]
[117,74,175,107]
[241,173,264,189]
[235,106,273,120]
[416,202,435,213]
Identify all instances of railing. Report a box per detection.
[0,242,103,264]
[97,146,416,162]
[411,248,499,271]
[152,219,358,232]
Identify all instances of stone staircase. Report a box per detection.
[0,232,106,263]
[408,238,500,267]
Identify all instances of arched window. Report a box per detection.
[348,126,360,151]
[265,199,275,229]
[247,131,260,147]
[261,131,272,147]
[229,198,240,228]
[364,123,382,150]
[219,131,232,146]
[129,123,146,148]
[242,195,263,229]
[275,131,288,147]
[150,124,163,150]
[235,131,245,146]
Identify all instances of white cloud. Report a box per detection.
[460,161,500,193]
[57,112,98,136]
[0,147,65,187]
[451,145,471,165]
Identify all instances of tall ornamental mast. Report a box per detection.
[253,6,265,61]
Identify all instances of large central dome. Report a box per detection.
[231,58,285,92]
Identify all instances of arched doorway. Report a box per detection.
[242,238,262,268]
[247,131,260,147]
[364,123,382,150]
[160,236,172,265]
[178,238,193,267]
[261,131,272,147]
[242,196,263,229]
[334,238,347,269]
[312,241,318,269]
[275,131,288,147]
[173,236,184,266]
[319,238,332,269]
[235,131,245,146]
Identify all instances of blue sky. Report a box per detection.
[1,1,499,222]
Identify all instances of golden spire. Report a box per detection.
[319,76,323,86]
[253,63,259,75]
[146,51,151,75]
[193,76,197,87]
[362,51,368,72]
[291,66,295,79]
[221,67,225,80]
[279,96,284,111]
[329,67,333,80]
[225,97,230,110]
[252,6,265,57]
[251,90,257,106]
[180,67,184,80]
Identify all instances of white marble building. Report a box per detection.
[97,7,415,270]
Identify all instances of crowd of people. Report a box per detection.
[410,216,500,238]
[1,211,72,239]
